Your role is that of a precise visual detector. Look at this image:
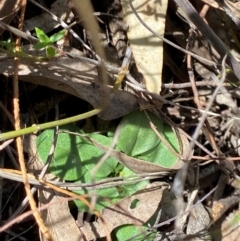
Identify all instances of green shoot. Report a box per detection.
[34,27,66,58]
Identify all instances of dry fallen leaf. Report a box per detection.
[121,0,167,94]
[80,182,165,240]
[201,0,240,19]
[39,190,83,241]
[0,46,138,120]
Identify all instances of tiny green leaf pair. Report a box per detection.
[34,27,66,58]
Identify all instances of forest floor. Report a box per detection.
[1,0,240,241]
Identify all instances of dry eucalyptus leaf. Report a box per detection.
[0,47,138,120]
[121,0,167,94]
[39,189,83,241]
[80,182,165,240]
[225,0,240,15]
[0,0,21,34]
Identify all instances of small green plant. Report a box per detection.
[0,39,15,52]
[34,27,66,58]
[36,110,182,240]
[36,123,149,211]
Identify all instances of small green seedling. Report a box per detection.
[36,124,149,211]
[36,110,183,240]
[0,39,16,52]
[34,27,66,58]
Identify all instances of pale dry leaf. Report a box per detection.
[0,0,21,34]
[224,0,240,19]
[211,193,240,224]
[39,189,83,241]
[230,134,240,156]
[0,46,138,120]
[121,0,167,94]
[80,181,165,240]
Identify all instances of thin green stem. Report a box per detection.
[0,108,102,141]
[0,47,48,61]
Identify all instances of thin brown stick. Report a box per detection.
[12,1,52,240]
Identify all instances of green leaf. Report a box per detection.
[36,125,120,181]
[112,225,155,241]
[73,161,148,212]
[137,124,179,168]
[49,29,66,43]
[46,46,56,58]
[36,124,86,181]
[73,165,148,212]
[73,186,119,212]
[78,133,118,178]
[34,42,49,50]
[117,110,163,156]
[0,40,14,48]
[117,110,180,168]
[35,27,50,43]
[116,166,148,197]
[73,165,120,212]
